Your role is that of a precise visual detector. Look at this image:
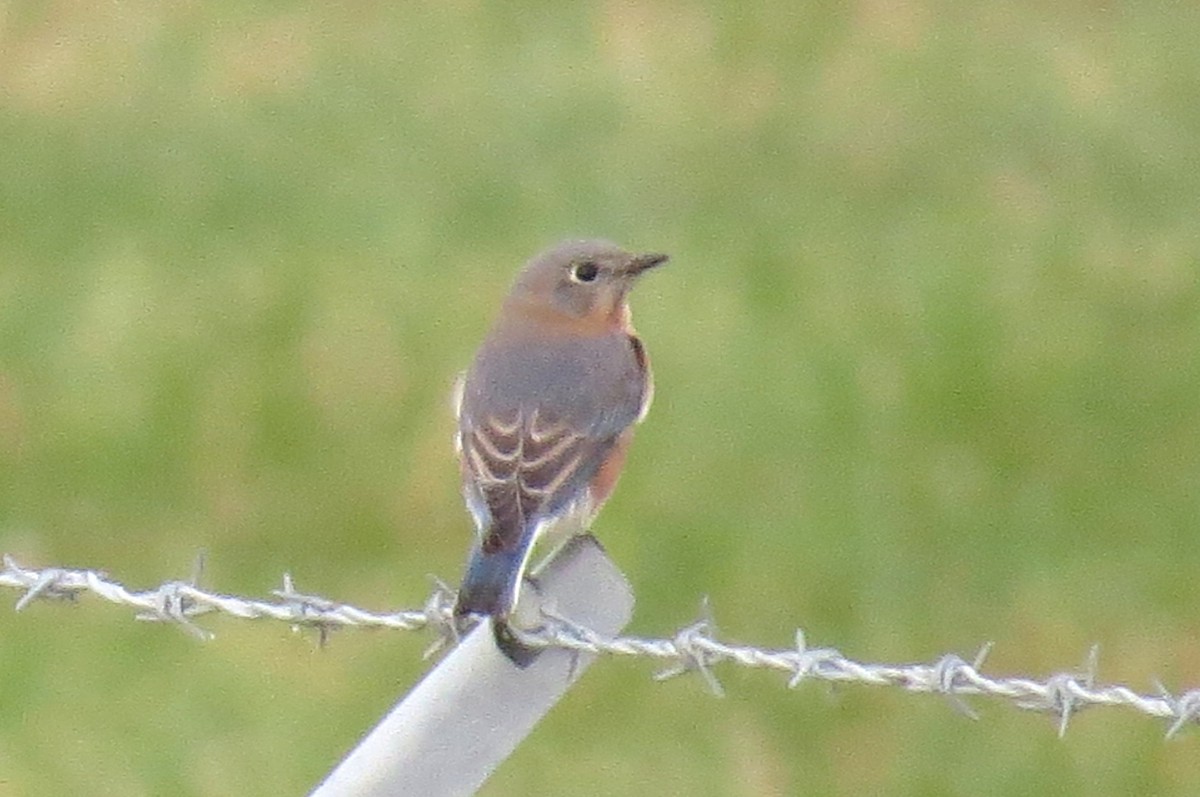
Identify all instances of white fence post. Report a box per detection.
[309,534,635,797]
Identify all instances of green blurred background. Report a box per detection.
[2,1,1199,794]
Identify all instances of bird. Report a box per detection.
[451,239,668,664]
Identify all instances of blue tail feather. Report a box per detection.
[454,541,527,620]
[454,531,542,667]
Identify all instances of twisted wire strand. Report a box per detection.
[3,555,1198,738]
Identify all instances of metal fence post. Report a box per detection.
[310,534,635,796]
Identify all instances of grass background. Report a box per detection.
[2,1,1199,794]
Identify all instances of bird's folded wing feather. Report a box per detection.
[463,411,597,553]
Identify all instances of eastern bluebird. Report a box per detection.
[452,239,668,663]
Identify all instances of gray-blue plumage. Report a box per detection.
[451,239,667,662]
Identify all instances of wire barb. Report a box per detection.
[787,629,843,689]
[2,555,1197,739]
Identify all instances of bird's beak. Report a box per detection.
[627,252,670,276]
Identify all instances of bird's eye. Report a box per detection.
[571,261,600,283]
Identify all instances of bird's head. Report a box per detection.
[506,239,669,328]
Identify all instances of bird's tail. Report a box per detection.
[454,527,542,667]
[453,541,528,621]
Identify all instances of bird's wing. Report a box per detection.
[458,333,651,554]
[630,334,654,424]
[462,409,594,554]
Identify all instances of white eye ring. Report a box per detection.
[570,261,600,283]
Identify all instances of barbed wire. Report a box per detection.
[3,554,1198,739]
